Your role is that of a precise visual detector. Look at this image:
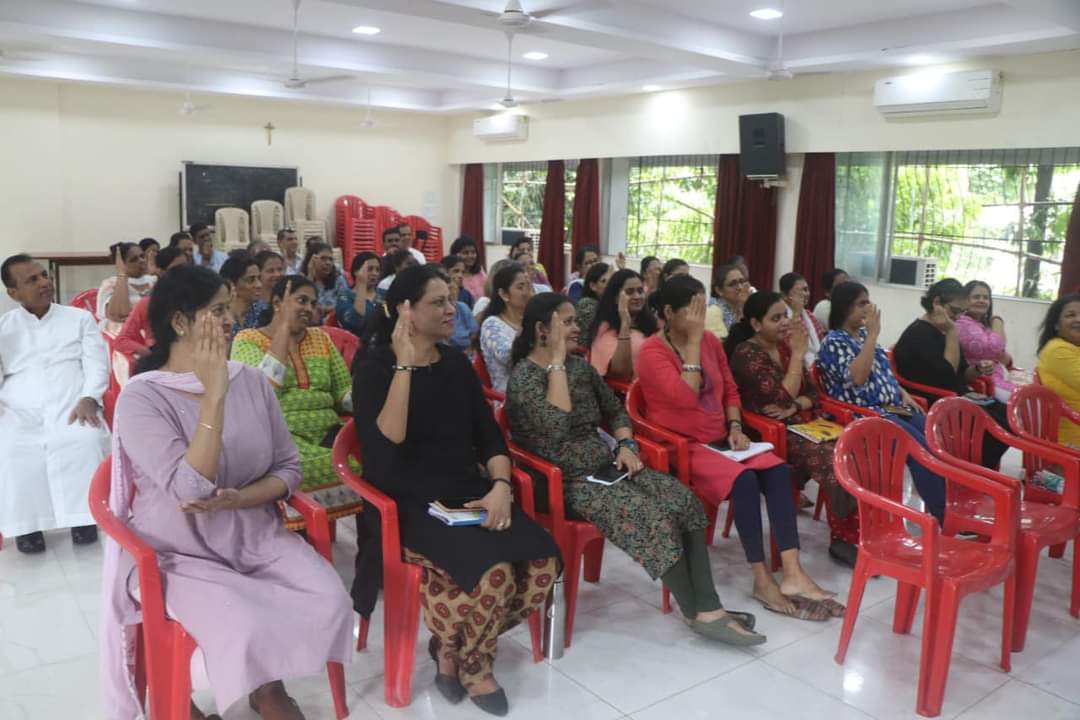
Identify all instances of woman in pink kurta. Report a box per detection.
[103,265,352,720]
[637,275,842,621]
[589,269,659,380]
[957,280,1017,402]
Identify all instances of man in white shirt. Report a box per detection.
[279,227,304,274]
[191,223,227,272]
[0,254,110,553]
[397,222,427,266]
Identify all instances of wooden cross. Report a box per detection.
[264,122,275,146]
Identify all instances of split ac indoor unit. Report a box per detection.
[874,69,1002,118]
[473,113,528,142]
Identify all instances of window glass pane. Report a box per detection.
[626,157,717,264]
[889,157,1079,300]
[501,164,547,249]
[835,152,885,279]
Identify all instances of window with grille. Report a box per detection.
[499,161,576,252]
[837,149,1080,300]
[626,156,718,264]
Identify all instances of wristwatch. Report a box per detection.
[616,437,640,455]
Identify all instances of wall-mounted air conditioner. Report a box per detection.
[874,69,1002,118]
[888,256,938,288]
[473,113,528,142]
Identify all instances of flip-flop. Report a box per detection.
[727,610,756,631]
[786,593,846,618]
[754,594,831,622]
[690,617,767,646]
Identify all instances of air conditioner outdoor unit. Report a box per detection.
[473,113,528,142]
[888,256,938,288]
[874,69,1002,117]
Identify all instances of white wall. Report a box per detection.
[0,76,459,312]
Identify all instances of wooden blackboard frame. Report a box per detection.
[179,161,301,229]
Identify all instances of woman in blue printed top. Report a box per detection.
[816,281,946,524]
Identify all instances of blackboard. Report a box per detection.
[181,162,299,228]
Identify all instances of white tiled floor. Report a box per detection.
[2,459,1079,720]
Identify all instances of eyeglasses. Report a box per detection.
[726,279,750,288]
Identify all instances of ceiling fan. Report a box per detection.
[486,0,609,30]
[359,86,377,129]
[760,0,829,81]
[279,0,353,90]
[179,64,210,115]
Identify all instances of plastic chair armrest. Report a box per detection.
[511,467,536,519]
[606,377,632,396]
[287,491,332,562]
[508,444,568,529]
[847,482,938,538]
[742,410,787,458]
[636,435,666,471]
[336,471,405,566]
[88,496,168,624]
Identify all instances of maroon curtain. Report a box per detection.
[793,153,836,303]
[460,163,487,267]
[1060,181,1080,296]
[572,159,601,260]
[711,154,778,291]
[538,160,566,288]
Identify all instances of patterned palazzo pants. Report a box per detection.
[405,550,558,690]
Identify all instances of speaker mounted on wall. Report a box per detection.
[738,113,786,180]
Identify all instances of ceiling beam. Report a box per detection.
[1002,0,1080,32]
[781,5,1077,69]
[326,0,772,74]
[0,0,561,94]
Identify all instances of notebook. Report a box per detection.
[787,418,844,444]
[427,501,487,527]
[705,441,774,463]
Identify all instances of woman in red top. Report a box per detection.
[638,276,840,621]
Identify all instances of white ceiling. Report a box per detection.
[0,0,1077,113]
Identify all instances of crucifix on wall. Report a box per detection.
[263,122,276,146]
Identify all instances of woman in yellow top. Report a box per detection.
[1037,294,1080,447]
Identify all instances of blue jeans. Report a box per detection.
[882,412,946,525]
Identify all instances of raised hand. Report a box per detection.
[615,251,626,270]
[788,315,810,357]
[928,302,954,332]
[391,300,417,366]
[547,310,568,364]
[865,303,882,337]
[114,247,128,276]
[686,293,706,344]
[617,288,632,332]
[193,312,229,399]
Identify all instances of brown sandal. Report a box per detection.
[754,594,831,622]
[786,594,846,618]
[248,681,305,720]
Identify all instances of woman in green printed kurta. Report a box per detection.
[231,275,361,525]
[505,292,766,646]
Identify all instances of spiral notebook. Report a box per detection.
[428,501,487,527]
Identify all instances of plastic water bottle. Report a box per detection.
[1032,469,1065,494]
[542,578,566,660]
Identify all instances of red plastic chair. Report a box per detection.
[321,326,360,369]
[323,309,340,328]
[493,405,673,638]
[70,288,99,320]
[833,417,1018,718]
[331,420,541,707]
[472,351,505,403]
[88,457,348,720]
[925,397,1080,652]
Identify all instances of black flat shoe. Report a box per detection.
[71,525,99,545]
[428,637,465,705]
[15,532,45,554]
[469,688,509,717]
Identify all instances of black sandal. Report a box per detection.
[429,637,465,704]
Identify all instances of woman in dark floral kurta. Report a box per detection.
[726,293,859,566]
[506,291,766,645]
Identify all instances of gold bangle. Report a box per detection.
[198,421,219,433]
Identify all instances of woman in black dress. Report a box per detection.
[893,278,1010,468]
[353,265,560,717]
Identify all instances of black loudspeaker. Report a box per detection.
[738,113,785,178]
